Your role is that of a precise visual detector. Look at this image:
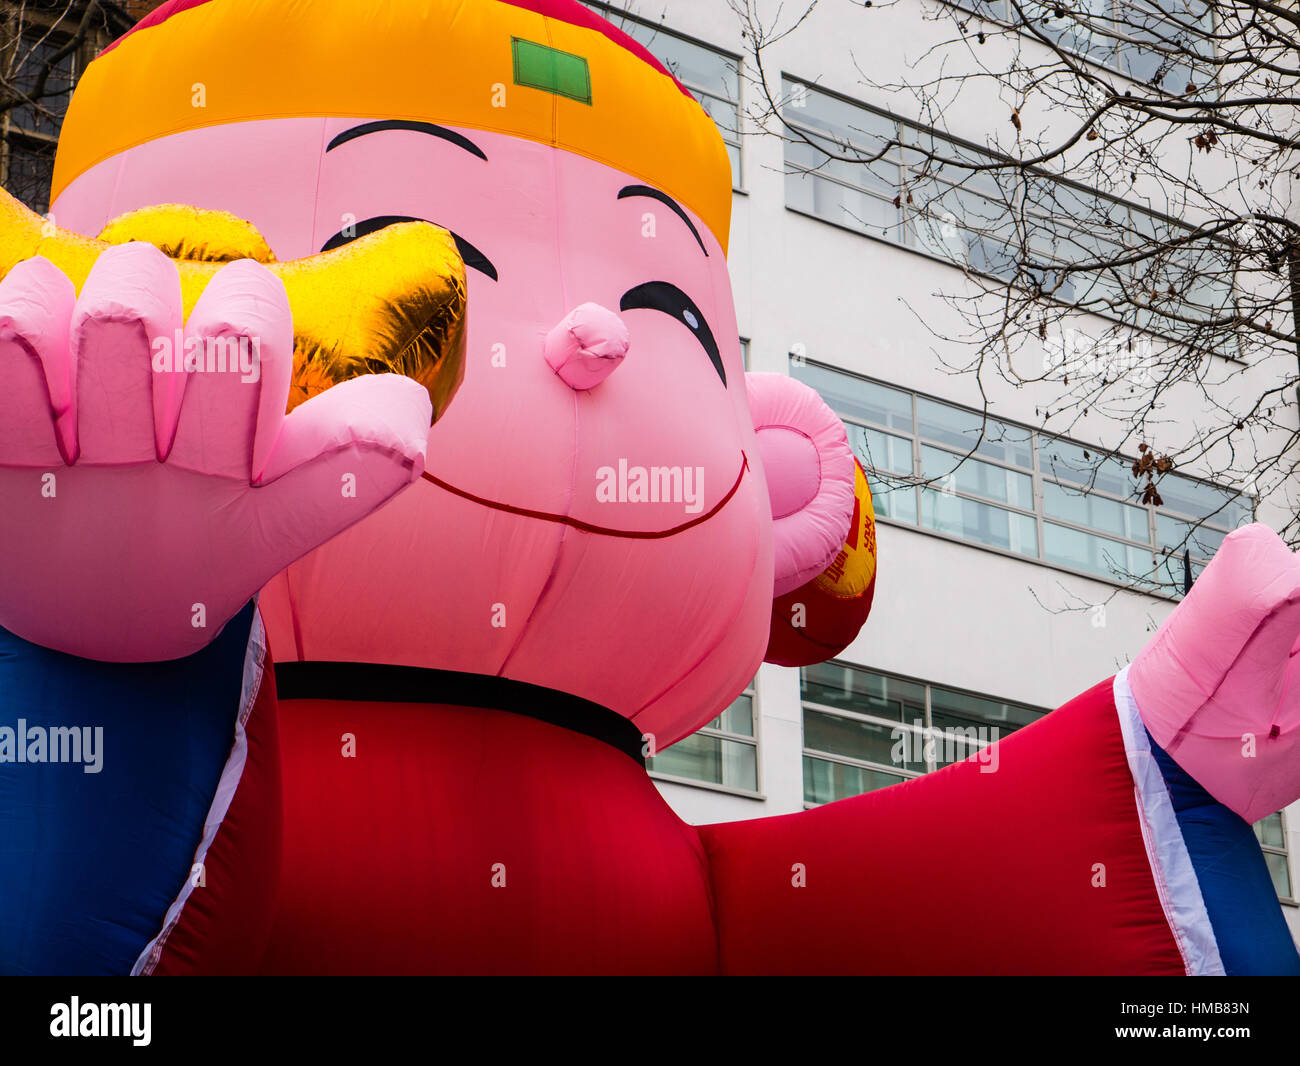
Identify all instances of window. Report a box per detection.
[1254,812,1294,904]
[3,28,79,215]
[3,134,56,215]
[781,77,1234,345]
[791,358,1251,589]
[801,661,1046,805]
[581,2,744,188]
[946,0,1215,94]
[648,681,759,793]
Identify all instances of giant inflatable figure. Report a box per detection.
[0,0,1297,975]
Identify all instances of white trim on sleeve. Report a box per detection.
[130,607,268,977]
[1113,666,1224,977]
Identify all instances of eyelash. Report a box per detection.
[321,215,497,281]
[619,282,726,386]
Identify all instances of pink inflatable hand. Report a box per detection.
[1128,522,1300,823]
[0,245,432,662]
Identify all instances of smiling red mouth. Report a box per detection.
[419,453,750,539]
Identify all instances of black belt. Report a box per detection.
[273,661,646,763]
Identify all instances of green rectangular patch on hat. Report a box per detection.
[512,38,592,105]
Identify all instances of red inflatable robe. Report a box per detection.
[138,614,1297,976]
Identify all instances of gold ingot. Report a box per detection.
[0,187,467,418]
[98,203,278,265]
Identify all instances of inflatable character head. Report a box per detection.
[50,0,876,745]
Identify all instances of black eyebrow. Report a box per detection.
[321,214,498,281]
[326,120,488,160]
[620,281,725,385]
[617,185,708,257]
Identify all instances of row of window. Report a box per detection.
[646,661,1045,802]
[801,659,1045,801]
[645,665,1045,802]
[782,75,1235,347]
[947,0,1214,93]
[791,357,1249,589]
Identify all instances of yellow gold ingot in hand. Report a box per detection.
[0,189,467,419]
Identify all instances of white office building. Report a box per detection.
[580,0,1299,943]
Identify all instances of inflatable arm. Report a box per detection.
[696,523,1300,975]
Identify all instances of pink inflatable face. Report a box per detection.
[53,118,773,743]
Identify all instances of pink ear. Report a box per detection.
[746,372,856,596]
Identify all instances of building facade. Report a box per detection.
[580,0,1299,944]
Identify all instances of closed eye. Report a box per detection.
[321,214,498,281]
[619,281,725,386]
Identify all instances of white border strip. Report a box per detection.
[1113,666,1224,977]
[130,607,268,976]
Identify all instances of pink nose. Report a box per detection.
[544,302,629,390]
